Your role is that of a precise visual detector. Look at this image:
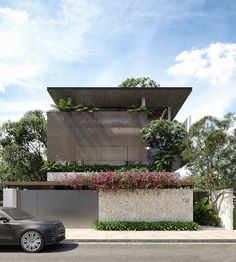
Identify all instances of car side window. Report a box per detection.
[0,210,11,221]
[0,211,6,218]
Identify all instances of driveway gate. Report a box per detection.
[17,190,98,228]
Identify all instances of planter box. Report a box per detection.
[99,189,193,222]
[47,172,90,181]
[47,172,181,181]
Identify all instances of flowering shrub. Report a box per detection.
[64,171,193,191]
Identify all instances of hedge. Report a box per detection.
[95,221,199,231]
[42,161,157,173]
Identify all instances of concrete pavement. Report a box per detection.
[65,227,236,242]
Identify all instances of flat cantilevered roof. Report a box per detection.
[47,87,192,119]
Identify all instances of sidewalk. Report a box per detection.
[65,227,236,243]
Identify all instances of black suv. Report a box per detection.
[0,207,65,252]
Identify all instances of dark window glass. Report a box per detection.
[2,208,34,220]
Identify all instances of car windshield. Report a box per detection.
[3,208,34,220]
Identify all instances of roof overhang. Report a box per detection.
[47,87,192,119]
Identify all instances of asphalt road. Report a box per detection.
[0,242,236,262]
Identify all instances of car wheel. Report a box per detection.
[20,231,44,253]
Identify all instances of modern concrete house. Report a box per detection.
[4,86,197,228]
[47,87,192,166]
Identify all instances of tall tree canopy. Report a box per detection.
[182,113,236,193]
[119,77,160,88]
[0,110,47,182]
[141,120,186,171]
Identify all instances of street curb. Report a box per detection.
[64,239,236,243]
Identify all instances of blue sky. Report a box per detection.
[0,0,235,123]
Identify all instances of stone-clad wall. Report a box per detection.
[99,189,193,222]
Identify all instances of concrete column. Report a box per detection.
[3,188,17,208]
[183,116,192,131]
[167,107,171,120]
[67,97,72,105]
[141,97,146,107]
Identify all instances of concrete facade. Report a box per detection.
[47,87,192,166]
[99,189,193,222]
[47,111,148,165]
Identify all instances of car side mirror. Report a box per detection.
[0,217,9,223]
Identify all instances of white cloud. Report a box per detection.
[0,1,101,92]
[0,7,28,26]
[167,43,236,122]
[168,42,236,86]
[0,0,203,93]
[175,83,236,123]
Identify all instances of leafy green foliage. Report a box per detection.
[51,98,74,112]
[0,110,47,183]
[42,161,157,172]
[182,113,236,192]
[141,120,186,171]
[119,77,160,88]
[95,221,199,231]
[127,105,152,114]
[193,197,220,226]
[51,99,100,112]
[74,105,100,112]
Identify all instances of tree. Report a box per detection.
[0,110,47,183]
[182,113,236,193]
[141,120,186,171]
[119,77,160,88]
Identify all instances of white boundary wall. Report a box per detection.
[212,189,234,230]
[3,188,17,207]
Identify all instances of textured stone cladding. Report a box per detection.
[99,189,193,222]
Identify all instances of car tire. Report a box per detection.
[20,231,44,253]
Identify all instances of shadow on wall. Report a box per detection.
[212,189,234,230]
